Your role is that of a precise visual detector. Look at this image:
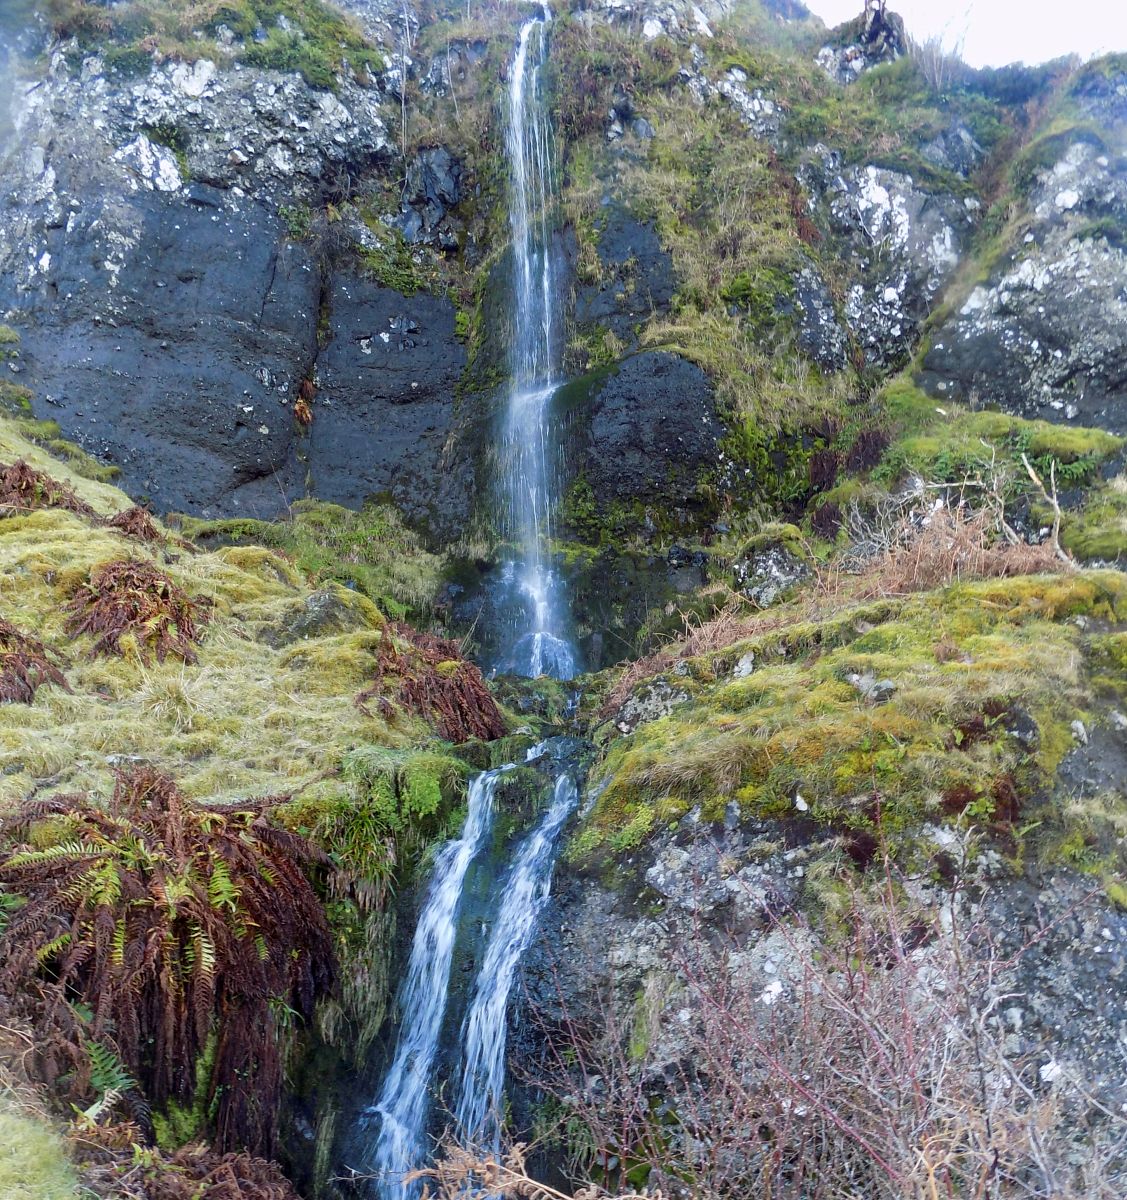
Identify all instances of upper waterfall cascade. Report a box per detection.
[495,6,576,682]
[365,11,579,1197]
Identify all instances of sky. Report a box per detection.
[804,0,1127,68]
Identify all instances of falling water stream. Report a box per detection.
[365,8,578,1197]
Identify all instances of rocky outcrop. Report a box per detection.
[570,208,676,352]
[920,136,1127,429]
[802,147,976,367]
[815,6,907,85]
[395,145,464,248]
[0,43,476,520]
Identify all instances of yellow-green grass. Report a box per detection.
[0,1101,77,1200]
[0,419,432,808]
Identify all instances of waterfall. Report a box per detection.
[364,11,577,1196]
[365,767,508,1199]
[496,5,576,682]
[454,772,578,1147]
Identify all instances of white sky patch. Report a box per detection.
[804,1,1127,68]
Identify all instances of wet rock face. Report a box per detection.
[571,351,720,513]
[920,139,1127,429]
[0,48,473,521]
[309,272,470,530]
[803,148,975,367]
[570,208,676,350]
[396,145,464,248]
[2,182,320,515]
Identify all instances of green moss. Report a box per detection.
[0,380,33,415]
[876,378,1121,491]
[47,0,382,90]
[178,499,443,621]
[355,216,435,297]
[577,572,1127,860]
[1053,477,1127,562]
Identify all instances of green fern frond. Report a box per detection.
[206,858,239,912]
[5,841,106,868]
[36,931,73,962]
[87,1039,135,1097]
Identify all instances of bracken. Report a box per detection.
[65,559,208,664]
[0,768,337,1158]
[357,622,506,744]
[0,617,69,703]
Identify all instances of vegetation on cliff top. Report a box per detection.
[46,0,382,88]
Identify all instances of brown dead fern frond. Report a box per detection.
[0,459,97,519]
[106,505,165,544]
[65,559,210,664]
[0,767,337,1158]
[76,1136,302,1200]
[357,622,506,743]
[0,617,69,703]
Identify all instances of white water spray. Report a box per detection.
[454,772,578,1147]
[365,11,578,1195]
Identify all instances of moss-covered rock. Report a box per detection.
[578,571,1127,864]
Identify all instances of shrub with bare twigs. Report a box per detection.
[65,559,209,664]
[406,1142,652,1200]
[530,865,1127,1199]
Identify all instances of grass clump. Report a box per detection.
[47,0,382,90]
[0,416,429,805]
[179,499,443,622]
[0,1103,78,1200]
[65,559,209,665]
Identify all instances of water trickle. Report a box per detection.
[366,767,508,1200]
[495,6,576,681]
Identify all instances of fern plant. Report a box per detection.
[0,767,337,1157]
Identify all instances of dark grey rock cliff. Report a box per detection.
[0,40,477,522]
